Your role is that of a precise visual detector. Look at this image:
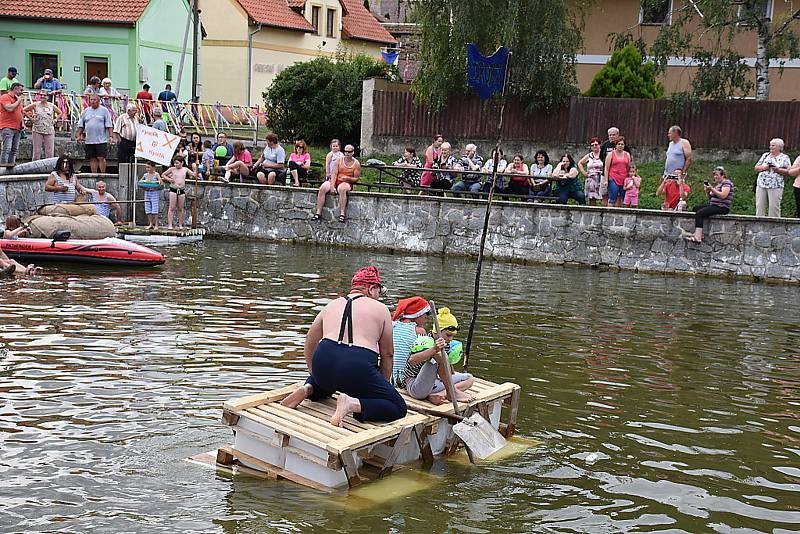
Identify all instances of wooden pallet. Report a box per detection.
[217,378,521,490]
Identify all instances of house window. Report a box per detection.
[30,53,58,86]
[640,0,671,25]
[312,5,321,35]
[165,63,173,82]
[738,0,773,24]
[326,8,336,38]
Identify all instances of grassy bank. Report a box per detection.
[304,145,798,218]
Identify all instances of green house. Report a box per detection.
[0,0,197,98]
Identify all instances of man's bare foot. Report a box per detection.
[428,393,447,405]
[280,384,312,408]
[331,393,359,427]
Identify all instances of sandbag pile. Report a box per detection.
[25,203,116,239]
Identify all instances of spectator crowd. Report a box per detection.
[386,126,800,227]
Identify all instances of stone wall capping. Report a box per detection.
[2,177,798,284]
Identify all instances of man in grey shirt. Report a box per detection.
[151,108,168,132]
[76,94,113,172]
[254,133,286,184]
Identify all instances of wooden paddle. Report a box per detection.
[429,300,508,461]
[429,300,459,415]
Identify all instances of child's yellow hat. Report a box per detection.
[437,307,458,330]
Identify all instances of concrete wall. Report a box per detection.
[5,175,796,283]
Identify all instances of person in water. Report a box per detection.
[0,217,41,276]
[402,307,475,404]
[390,296,444,387]
[281,266,407,427]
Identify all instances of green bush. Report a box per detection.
[263,53,394,146]
[585,44,664,99]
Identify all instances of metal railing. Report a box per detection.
[20,91,262,142]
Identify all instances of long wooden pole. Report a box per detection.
[429,300,459,415]
[463,51,512,372]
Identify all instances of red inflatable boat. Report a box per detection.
[0,237,165,267]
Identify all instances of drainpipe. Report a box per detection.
[247,23,263,106]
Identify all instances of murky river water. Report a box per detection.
[1,240,799,533]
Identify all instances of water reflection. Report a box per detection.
[1,240,799,533]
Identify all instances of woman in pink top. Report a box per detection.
[603,136,632,207]
[223,140,252,183]
[420,134,443,187]
[288,139,311,186]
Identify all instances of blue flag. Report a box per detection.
[466,43,509,100]
[381,50,400,66]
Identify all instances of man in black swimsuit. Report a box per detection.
[281,266,406,427]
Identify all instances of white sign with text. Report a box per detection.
[134,125,180,166]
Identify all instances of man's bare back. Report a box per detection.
[317,293,391,352]
[281,266,405,427]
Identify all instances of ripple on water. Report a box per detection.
[1,240,800,532]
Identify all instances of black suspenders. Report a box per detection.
[337,294,365,345]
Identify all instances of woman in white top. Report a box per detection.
[529,150,553,200]
[753,137,791,217]
[23,89,61,160]
[481,148,508,193]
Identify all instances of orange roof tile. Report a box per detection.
[237,0,314,32]
[286,0,306,7]
[339,0,396,45]
[0,0,150,23]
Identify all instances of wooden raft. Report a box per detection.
[215,378,521,491]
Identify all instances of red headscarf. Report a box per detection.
[392,296,431,321]
[351,266,381,288]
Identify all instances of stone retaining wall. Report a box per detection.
[2,176,799,283]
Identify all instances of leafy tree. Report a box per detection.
[585,44,664,98]
[263,53,394,145]
[411,0,587,112]
[616,0,800,101]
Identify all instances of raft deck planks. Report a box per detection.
[216,378,521,490]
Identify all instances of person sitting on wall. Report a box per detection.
[687,166,734,243]
[393,146,423,189]
[552,153,586,205]
[222,140,252,183]
[429,142,457,193]
[313,144,360,222]
[451,143,484,195]
[656,168,691,211]
[211,132,233,166]
[481,148,508,194]
[529,150,553,201]
[505,154,530,197]
[288,139,312,187]
[253,133,286,185]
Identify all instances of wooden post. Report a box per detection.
[339,450,362,488]
[216,446,235,466]
[414,423,434,469]
[378,426,413,478]
[504,387,521,438]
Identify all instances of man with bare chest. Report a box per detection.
[281,266,406,427]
